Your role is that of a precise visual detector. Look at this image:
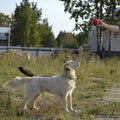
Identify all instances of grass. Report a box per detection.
[0,51,120,120]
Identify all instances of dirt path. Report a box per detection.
[97,84,120,120]
[103,84,120,102]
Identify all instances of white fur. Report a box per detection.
[3,60,80,113]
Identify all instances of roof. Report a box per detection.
[0,27,10,33]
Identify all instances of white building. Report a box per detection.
[88,25,98,52]
[88,25,120,52]
[0,27,10,46]
[88,7,120,53]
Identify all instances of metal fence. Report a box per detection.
[0,46,56,57]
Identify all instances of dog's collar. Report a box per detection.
[62,74,75,80]
[67,76,73,80]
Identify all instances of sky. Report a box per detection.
[0,0,80,37]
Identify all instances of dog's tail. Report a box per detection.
[18,67,35,77]
[3,76,33,90]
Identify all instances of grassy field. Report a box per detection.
[0,51,120,120]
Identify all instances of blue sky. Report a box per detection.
[0,0,79,37]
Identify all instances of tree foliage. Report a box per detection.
[11,0,56,47]
[11,0,41,46]
[56,31,78,48]
[60,0,120,51]
[0,13,11,27]
[103,1,120,25]
[39,19,56,47]
[75,32,88,46]
[60,0,120,32]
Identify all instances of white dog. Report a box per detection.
[3,60,80,113]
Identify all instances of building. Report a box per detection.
[0,27,10,46]
[88,7,120,57]
[88,25,120,52]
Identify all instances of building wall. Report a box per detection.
[0,27,10,46]
[110,33,120,51]
[88,25,98,52]
[0,40,8,46]
[88,25,120,52]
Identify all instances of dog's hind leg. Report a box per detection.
[33,93,41,109]
[24,97,31,110]
[24,94,40,111]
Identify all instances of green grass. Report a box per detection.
[0,51,120,120]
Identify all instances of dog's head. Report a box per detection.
[63,60,80,80]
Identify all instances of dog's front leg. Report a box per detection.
[69,91,76,112]
[62,94,70,113]
[65,96,70,113]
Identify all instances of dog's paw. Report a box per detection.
[33,105,39,110]
[71,108,77,112]
[65,109,70,114]
[71,109,81,113]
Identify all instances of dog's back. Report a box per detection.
[3,76,33,90]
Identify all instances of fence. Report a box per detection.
[0,46,56,57]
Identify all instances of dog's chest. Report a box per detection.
[58,79,76,97]
[67,80,76,89]
[69,80,75,88]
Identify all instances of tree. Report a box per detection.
[60,0,120,51]
[11,0,42,47]
[56,31,78,48]
[60,0,120,31]
[0,13,11,27]
[11,0,56,47]
[75,32,87,46]
[39,19,56,47]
